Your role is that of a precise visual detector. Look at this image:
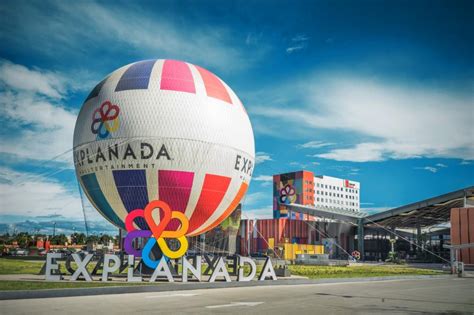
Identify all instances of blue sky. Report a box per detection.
[0,0,473,234]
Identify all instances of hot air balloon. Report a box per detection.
[73,59,254,236]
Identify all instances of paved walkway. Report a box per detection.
[1,277,472,314]
[0,274,451,301]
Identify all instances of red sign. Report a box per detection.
[344,180,355,188]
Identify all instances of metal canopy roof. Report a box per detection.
[280,186,473,228]
[364,186,474,228]
[284,203,367,225]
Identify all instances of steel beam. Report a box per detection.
[357,219,364,260]
[366,186,474,224]
[284,203,365,225]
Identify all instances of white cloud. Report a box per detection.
[286,34,309,54]
[251,73,474,162]
[362,207,393,215]
[298,141,335,149]
[286,44,306,54]
[0,64,76,163]
[1,2,267,72]
[289,161,308,169]
[414,163,448,173]
[0,167,113,234]
[317,143,386,162]
[292,34,310,42]
[255,152,273,164]
[243,192,267,206]
[0,167,83,219]
[253,175,273,182]
[0,59,67,99]
[415,166,438,173]
[242,207,273,220]
[0,60,111,230]
[245,32,263,46]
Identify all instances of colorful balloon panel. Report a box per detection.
[73,59,254,236]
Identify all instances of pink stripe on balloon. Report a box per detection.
[160,60,196,94]
[158,170,194,231]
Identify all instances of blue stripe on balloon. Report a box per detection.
[84,76,108,103]
[81,173,125,229]
[113,169,149,230]
[115,60,157,92]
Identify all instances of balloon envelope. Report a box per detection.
[73,59,254,236]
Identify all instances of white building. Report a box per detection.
[313,175,360,212]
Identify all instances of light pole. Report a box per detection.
[53,222,56,237]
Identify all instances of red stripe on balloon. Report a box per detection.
[158,170,194,230]
[195,65,232,104]
[189,182,248,236]
[160,60,196,94]
[188,174,231,233]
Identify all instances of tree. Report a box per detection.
[100,234,112,245]
[50,234,67,245]
[15,232,31,248]
[76,233,86,245]
[71,233,87,245]
[86,235,99,244]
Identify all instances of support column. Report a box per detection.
[416,223,422,256]
[357,219,364,260]
[118,228,123,251]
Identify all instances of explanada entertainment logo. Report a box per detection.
[279,184,297,204]
[44,200,277,283]
[123,200,189,269]
[91,100,120,139]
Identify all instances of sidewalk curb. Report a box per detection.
[0,274,452,301]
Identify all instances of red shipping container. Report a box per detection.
[450,208,474,264]
[460,209,470,263]
[469,209,474,264]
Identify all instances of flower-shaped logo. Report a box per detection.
[351,250,361,260]
[91,100,120,139]
[124,200,189,269]
[279,184,297,204]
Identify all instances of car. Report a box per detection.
[14,249,29,256]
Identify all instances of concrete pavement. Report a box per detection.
[1,277,473,314]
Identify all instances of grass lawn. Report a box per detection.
[0,258,443,291]
[288,264,442,279]
[0,258,44,275]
